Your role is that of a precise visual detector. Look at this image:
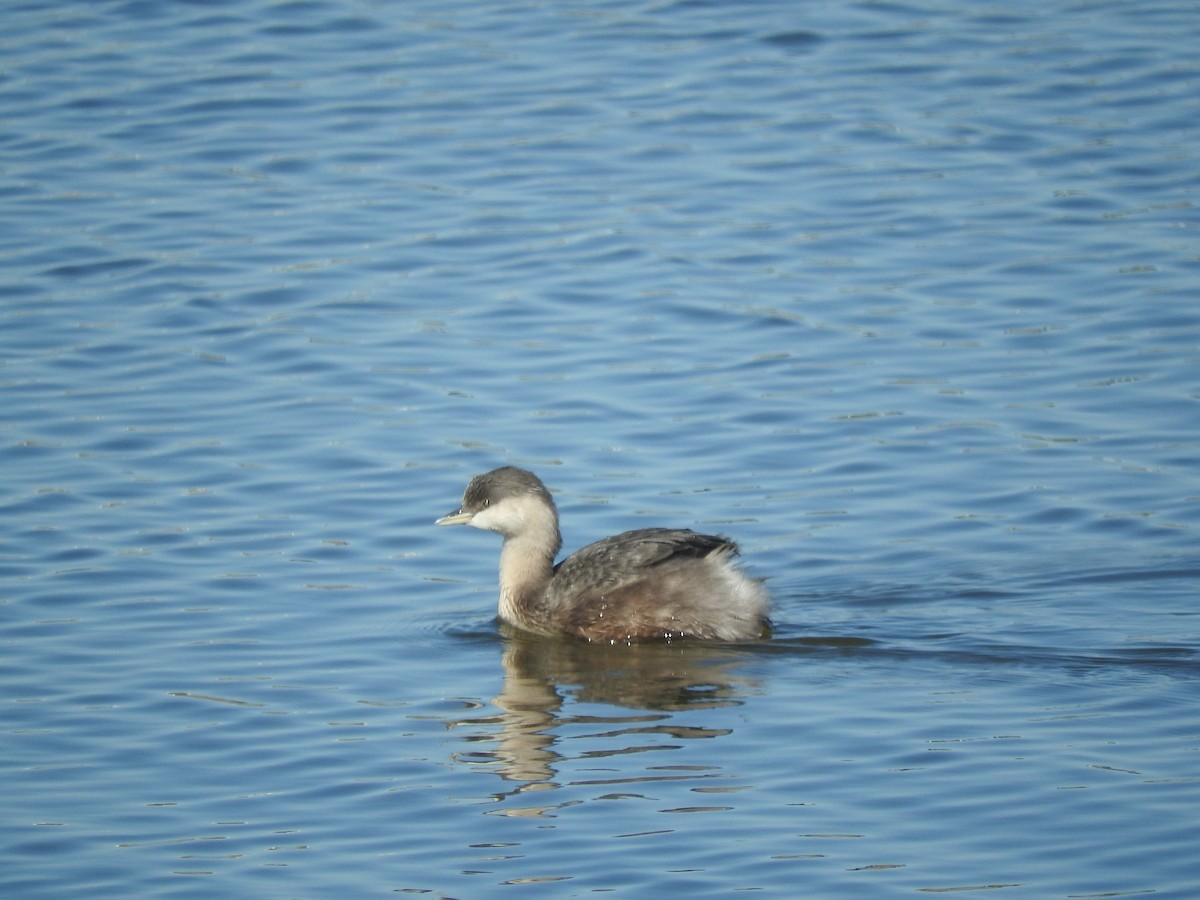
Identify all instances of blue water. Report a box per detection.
[3,0,1199,896]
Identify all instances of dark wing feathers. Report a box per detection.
[549,528,736,601]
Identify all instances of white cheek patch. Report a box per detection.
[468,504,517,533]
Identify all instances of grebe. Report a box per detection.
[435,466,770,642]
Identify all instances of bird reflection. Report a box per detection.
[448,624,761,799]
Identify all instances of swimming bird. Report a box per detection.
[436,466,770,642]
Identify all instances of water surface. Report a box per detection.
[3,0,1199,896]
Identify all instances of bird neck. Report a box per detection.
[496,524,560,631]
